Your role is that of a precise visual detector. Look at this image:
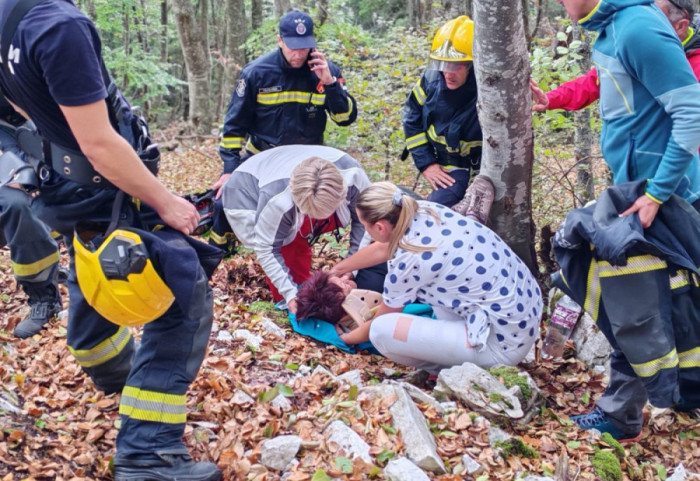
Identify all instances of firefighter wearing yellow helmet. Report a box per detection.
[428,15,474,71]
[403,16,491,218]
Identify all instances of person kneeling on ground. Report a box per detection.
[328,182,543,373]
[219,145,370,313]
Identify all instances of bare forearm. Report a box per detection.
[331,242,391,276]
[340,320,373,345]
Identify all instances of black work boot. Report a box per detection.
[113,450,222,481]
[14,284,62,338]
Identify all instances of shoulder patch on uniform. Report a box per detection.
[236,78,246,97]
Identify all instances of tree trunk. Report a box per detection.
[464,0,473,16]
[220,0,247,119]
[199,0,209,53]
[123,3,131,56]
[80,0,97,22]
[521,0,531,48]
[317,0,329,26]
[407,0,421,30]
[572,25,594,206]
[445,0,471,17]
[138,0,149,54]
[172,0,212,133]
[275,0,292,17]
[424,0,433,22]
[161,0,168,63]
[252,0,263,30]
[472,0,538,271]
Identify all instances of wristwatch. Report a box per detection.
[324,76,337,86]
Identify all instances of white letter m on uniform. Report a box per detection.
[7,45,20,75]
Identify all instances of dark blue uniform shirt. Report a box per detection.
[219,48,357,173]
[0,0,106,152]
[402,69,482,172]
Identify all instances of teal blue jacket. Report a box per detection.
[581,0,700,204]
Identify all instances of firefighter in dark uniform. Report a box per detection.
[209,9,357,253]
[0,97,62,338]
[403,16,483,208]
[0,0,221,479]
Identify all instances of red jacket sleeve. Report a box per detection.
[686,50,700,81]
[546,68,600,111]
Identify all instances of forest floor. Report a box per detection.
[0,137,698,481]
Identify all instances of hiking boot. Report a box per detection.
[570,406,642,443]
[14,299,62,338]
[113,450,222,481]
[452,174,495,225]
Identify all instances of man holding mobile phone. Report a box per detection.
[214,10,356,184]
[209,10,357,254]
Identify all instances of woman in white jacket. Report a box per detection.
[220,145,370,313]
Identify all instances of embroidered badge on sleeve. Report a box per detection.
[236,78,246,97]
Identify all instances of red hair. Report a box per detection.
[296,271,346,324]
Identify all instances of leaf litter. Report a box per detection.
[0,138,697,480]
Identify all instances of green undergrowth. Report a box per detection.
[495,437,539,459]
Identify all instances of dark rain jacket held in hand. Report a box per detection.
[554,181,700,410]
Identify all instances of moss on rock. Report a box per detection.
[488,366,532,399]
[591,451,622,481]
[600,432,625,459]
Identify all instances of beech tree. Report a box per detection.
[472,0,537,270]
[172,0,212,133]
[572,24,595,205]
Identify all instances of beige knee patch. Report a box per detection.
[392,316,413,342]
[464,324,472,349]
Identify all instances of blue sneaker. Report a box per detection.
[570,406,642,442]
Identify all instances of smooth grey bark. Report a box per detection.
[446,0,471,17]
[317,0,329,26]
[160,0,168,62]
[226,0,247,79]
[472,0,537,271]
[572,24,594,206]
[252,0,263,30]
[275,0,292,17]
[407,0,421,30]
[199,0,209,60]
[172,0,212,132]
[219,0,247,120]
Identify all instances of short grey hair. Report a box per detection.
[658,0,696,21]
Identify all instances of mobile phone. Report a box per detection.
[307,48,317,62]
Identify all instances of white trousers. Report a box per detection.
[369,309,533,374]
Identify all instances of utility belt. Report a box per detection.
[48,142,159,188]
[442,151,481,171]
[14,113,160,189]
